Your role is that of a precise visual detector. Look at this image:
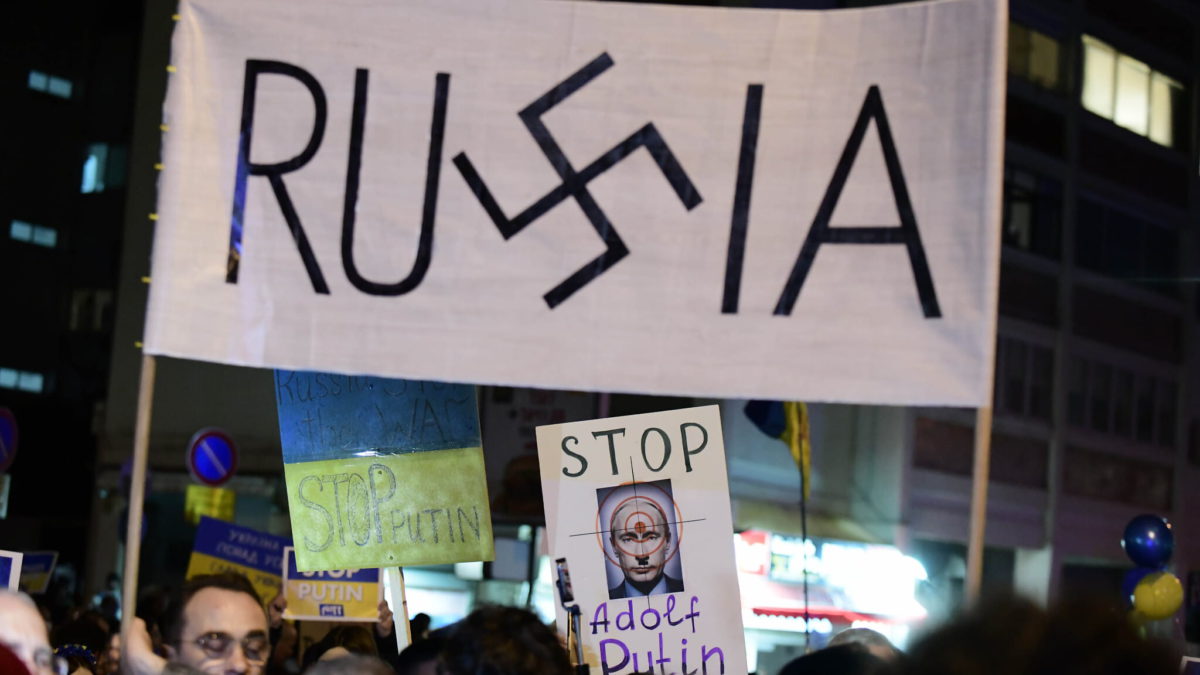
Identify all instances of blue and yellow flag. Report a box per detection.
[744,400,811,500]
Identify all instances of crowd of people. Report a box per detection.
[0,570,1185,675]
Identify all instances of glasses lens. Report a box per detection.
[243,636,270,663]
[197,632,233,659]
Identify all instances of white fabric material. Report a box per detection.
[147,0,1006,406]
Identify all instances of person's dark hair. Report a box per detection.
[440,606,571,675]
[305,653,395,675]
[828,627,899,660]
[901,595,1179,675]
[300,625,379,671]
[779,645,892,675]
[396,635,443,675]
[162,573,263,646]
[52,610,111,672]
[410,612,432,640]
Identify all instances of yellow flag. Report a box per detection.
[782,402,811,500]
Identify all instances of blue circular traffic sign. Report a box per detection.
[188,428,237,487]
[0,407,16,473]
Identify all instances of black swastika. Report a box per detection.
[453,52,703,309]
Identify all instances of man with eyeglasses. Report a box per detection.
[125,573,269,675]
[0,589,62,675]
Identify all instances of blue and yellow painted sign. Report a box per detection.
[282,546,381,621]
[275,371,493,572]
[0,550,22,590]
[20,551,56,594]
[185,516,291,604]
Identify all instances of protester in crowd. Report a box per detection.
[0,642,33,675]
[828,627,901,663]
[0,589,64,675]
[300,625,378,670]
[900,595,1179,675]
[124,572,269,675]
[439,605,571,675]
[52,610,112,675]
[303,653,394,675]
[779,644,893,675]
[408,613,431,643]
[394,634,443,675]
[96,631,120,675]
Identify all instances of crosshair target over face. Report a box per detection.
[594,480,683,568]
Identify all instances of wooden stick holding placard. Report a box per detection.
[120,353,157,636]
[385,567,411,653]
[964,405,994,604]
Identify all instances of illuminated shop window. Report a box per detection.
[1081,36,1184,148]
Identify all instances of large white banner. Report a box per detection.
[537,406,745,675]
[147,0,1005,406]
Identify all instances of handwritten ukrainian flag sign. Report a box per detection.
[185,516,291,604]
[275,371,493,572]
[282,546,381,621]
[19,551,56,594]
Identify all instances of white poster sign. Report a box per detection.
[537,405,745,675]
[147,0,1005,406]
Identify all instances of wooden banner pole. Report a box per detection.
[386,566,412,653]
[120,353,157,636]
[964,404,994,604]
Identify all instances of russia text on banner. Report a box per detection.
[185,516,291,604]
[536,405,746,675]
[145,0,1005,408]
[282,546,381,622]
[275,371,493,572]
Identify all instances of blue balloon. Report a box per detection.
[1121,514,1174,568]
[1121,567,1157,606]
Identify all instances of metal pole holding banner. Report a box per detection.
[386,567,412,653]
[964,405,994,604]
[120,354,157,636]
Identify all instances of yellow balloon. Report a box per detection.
[1132,572,1183,620]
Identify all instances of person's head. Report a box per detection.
[780,645,892,675]
[52,611,110,675]
[304,654,394,675]
[608,497,671,589]
[828,628,900,662]
[162,573,268,675]
[396,635,442,675]
[901,595,1178,675]
[0,590,55,675]
[300,625,378,671]
[440,606,571,675]
[410,613,432,641]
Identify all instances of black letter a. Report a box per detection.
[774,85,941,318]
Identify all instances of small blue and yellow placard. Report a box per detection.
[282,546,381,622]
[185,516,290,604]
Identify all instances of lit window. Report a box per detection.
[27,69,73,99]
[31,227,57,248]
[16,372,43,393]
[81,143,127,194]
[1008,22,1062,91]
[9,220,57,248]
[10,220,33,242]
[1081,35,1185,149]
[27,70,48,91]
[0,368,46,394]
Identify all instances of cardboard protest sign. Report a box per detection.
[537,406,746,675]
[185,516,290,604]
[282,546,381,621]
[19,551,56,594]
[0,550,22,590]
[145,0,1005,408]
[184,484,236,526]
[275,371,492,572]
